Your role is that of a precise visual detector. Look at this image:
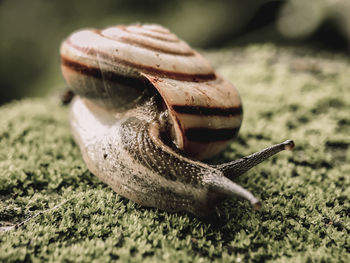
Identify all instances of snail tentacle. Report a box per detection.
[205,174,261,210]
[214,140,295,180]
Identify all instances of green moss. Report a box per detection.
[1,45,349,262]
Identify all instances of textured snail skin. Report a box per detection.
[61,24,294,216]
[70,98,223,216]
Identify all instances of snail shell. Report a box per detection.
[60,24,294,216]
[60,24,242,160]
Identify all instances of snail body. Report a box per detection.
[61,24,294,216]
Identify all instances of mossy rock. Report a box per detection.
[1,45,349,262]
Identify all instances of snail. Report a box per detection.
[60,24,294,216]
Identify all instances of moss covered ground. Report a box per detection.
[0,45,349,262]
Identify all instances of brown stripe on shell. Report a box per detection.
[185,127,240,143]
[62,41,216,82]
[61,56,149,88]
[124,26,179,43]
[99,32,194,56]
[142,24,171,34]
[118,36,194,56]
[172,105,243,116]
[62,56,100,77]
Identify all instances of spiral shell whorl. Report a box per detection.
[61,24,215,82]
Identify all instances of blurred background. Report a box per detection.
[1,0,349,105]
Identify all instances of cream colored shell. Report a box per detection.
[60,24,242,159]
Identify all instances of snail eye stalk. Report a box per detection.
[214,140,295,179]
